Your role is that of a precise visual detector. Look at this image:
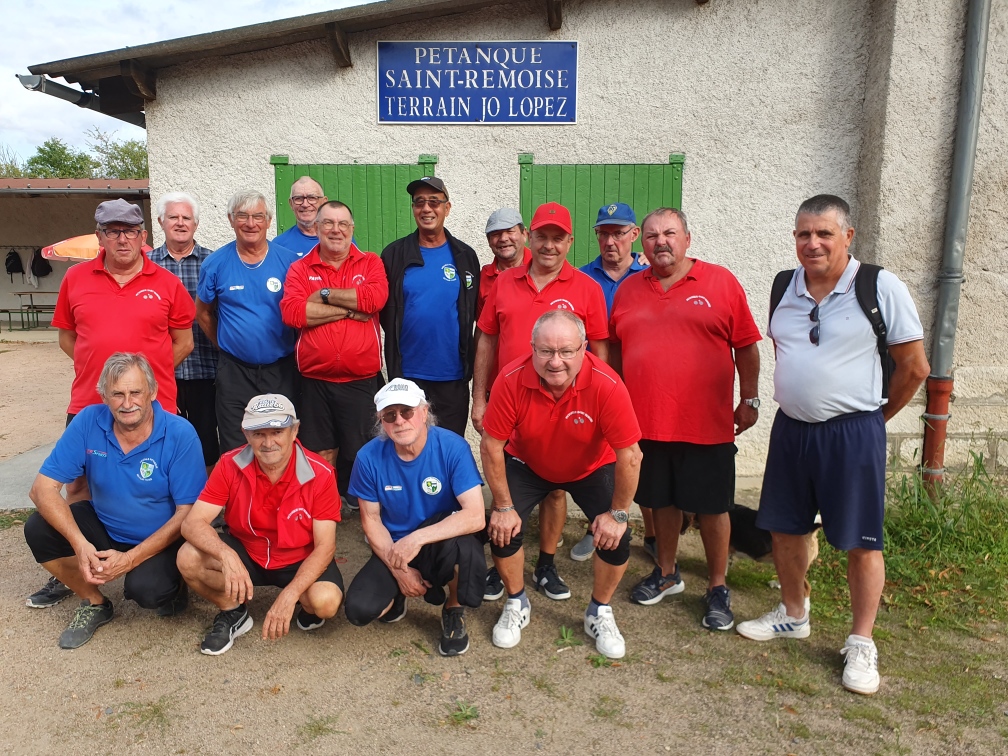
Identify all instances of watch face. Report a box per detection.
[610,509,629,523]
[746,398,761,409]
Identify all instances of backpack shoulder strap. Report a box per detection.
[769,269,795,328]
[853,263,891,398]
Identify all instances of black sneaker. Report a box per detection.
[296,607,325,631]
[629,565,685,605]
[483,566,505,601]
[702,585,734,631]
[438,606,469,656]
[59,599,114,649]
[157,583,189,617]
[533,563,572,601]
[200,604,253,655]
[378,593,407,624]
[26,576,73,608]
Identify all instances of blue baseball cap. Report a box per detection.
[594,203,637,228]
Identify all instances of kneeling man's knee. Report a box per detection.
[176,542,202,578]
[595,529,632,566]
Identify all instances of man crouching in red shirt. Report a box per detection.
[177,394,343,655]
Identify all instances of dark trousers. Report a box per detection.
[24,501,183,610]
[177,378,220,466]
[410,377,470,437]
[216,351,297,453]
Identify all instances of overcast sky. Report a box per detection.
[0,0,361,161]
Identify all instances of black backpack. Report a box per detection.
[5,249,24,282]
[769,263,893,399]
[30,248,52,278]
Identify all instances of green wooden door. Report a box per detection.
[271,155,438,254]
[518,154,685,267]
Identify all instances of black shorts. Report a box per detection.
[409,377,470,437]
[219,529,345,592]
[490,455,630,565]
[177,378,220,466]
[216,351,297,453]
[636,440,736,515]
[24,501,183,610]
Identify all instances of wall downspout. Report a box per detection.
[922,0,992,485]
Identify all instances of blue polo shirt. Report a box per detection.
[348,426,483,542]
[39,402,207,545]
[273,226,317,256]
[580,254,649,315]
[197,240,299,365]
[399,243,464,381]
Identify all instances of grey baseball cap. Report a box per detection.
[95,198,144,226]
[485,208,524,234]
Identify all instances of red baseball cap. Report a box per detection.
[530,202,573,235]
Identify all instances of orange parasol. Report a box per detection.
[42,235,153,262]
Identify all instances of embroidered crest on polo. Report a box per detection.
[550,298,575,311]
[352,273,366,285]
[266,277,282,293]
[137,457,158,481]
[565,410,594,425]
[422,476,443,495]
[135,289,162,301]
[686,295,712,308]
[442,264,457,282]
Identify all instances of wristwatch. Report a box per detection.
[320,288,331,305]
[608,508,629,524]
[742,397,761,410]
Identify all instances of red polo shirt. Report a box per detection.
[280,244,388,382]
[199,439,341,569]
[477,260,609,376]
[609,260,762,444]
[475,247,532,320]
[483,351,641,483]
[52,250,195,415]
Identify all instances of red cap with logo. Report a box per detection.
[530,201,573,235]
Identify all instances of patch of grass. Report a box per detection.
[0,508,32,531]
[591,695,624,720]
[388,647,407,658]
[113,678,126,689]
[297,714,345,742]
[722,655,822,697]
[411,639,431,655]
[842,703,890,727]
[531,675,556,696]
[106,696,173,731]
[586,653,613,668]
[446,699,479,726]
[554,625,583,649]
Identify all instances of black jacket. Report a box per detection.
[379,229,481,381]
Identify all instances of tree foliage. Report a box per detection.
[22,138,100,178]
[86,126,148,179]
[0,128,148,179]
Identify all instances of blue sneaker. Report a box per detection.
[630,565,685,605]
[702,585,734,631]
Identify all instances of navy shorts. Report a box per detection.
[756,409,886,551]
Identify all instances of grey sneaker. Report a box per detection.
[26,576,73,608]
[702,585,734,631]
[533,563,571,600]
[630,565,685,605]
[59,599,114,649]
[570,532,595,561]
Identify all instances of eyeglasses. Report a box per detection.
[412,198,447,209]
[234,212,268,224]
[100,228,143,240]
[291,194,323,205]
[381,407,416,424]
[809,303,820,346]
[533,344,583,360]
[595,228,634,241]
[318,219,354,232]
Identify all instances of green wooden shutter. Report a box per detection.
[518,153,685,267]
[271,155,439,254]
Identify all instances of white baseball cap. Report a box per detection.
[374,378,427,412]
[241,394,297,430]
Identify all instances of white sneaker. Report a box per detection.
[841,637,880,695]
[736,603,810,641]
[492,598,530,649]
[584,605,625,659]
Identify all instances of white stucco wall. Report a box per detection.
[144,0,1008,475]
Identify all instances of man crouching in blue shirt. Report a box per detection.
[343,378,486,656]
[25,352,207,649]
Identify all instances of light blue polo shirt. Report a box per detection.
[399,243,464,381]
[197,240,299,365]
[580,253,649,315]
[348,426,483,542]
[40,402,207,545]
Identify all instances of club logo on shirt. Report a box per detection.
[229,285,245,291]
[565,410,595,425]
[686,295,712,308]
[421,476,443,495]
[384,484,404,492]
[550,298,575,311]
[353,274,366,285]
[287,507,311,522]
[266,277,283,293]
[137,457,158,481]
[135,289,162,301]
[442,264,457,282]
[86,449,107,458]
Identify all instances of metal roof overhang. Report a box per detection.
[23,0,561,127]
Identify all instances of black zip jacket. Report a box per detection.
[379,229,481,381]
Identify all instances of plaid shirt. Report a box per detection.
[151,242,219,380]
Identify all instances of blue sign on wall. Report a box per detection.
[377,41,578,125]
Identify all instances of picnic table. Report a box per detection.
[1,291,58,330]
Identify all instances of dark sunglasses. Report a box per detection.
[381,407,416,424]
[809,303,820,346]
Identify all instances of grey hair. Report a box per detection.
[641,207,689,236]
[373,401,438,440]
[155,192,200,225]
[227,190,273,222]
[531,309,586,344]
[290,176,324,199]
[97,352,157,399]
[796,194,852,231]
